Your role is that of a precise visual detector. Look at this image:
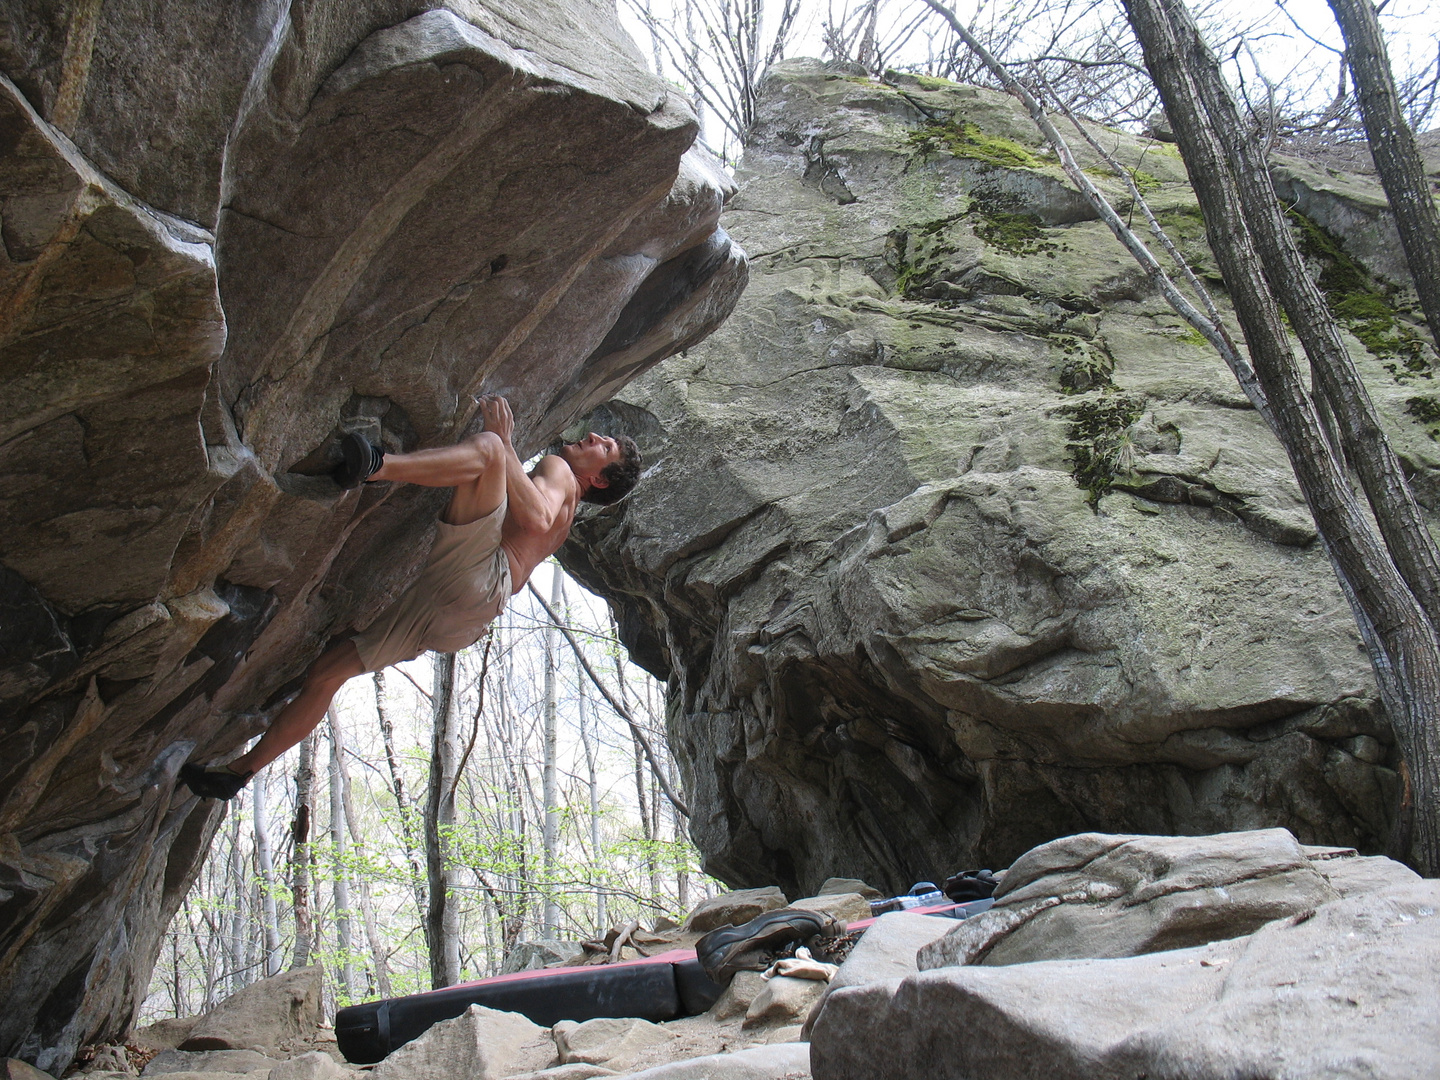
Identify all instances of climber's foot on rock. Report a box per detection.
[179,762,253,800]
[333,432,385,489]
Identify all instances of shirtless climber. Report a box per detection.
[179,396,641,800]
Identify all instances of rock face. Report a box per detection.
[561,59,1432,896]
[0,1,744,1070]
[808,833,1438,1080]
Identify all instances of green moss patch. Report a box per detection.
[1286,208,1431,380]
[1056,393,1144,502]
[968,186,1063,258]
[911,74,962,91]
[1054,335,1114,393]
[906,119,1042,170]
[1406,396,1440,440]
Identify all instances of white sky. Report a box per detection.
[618,0,1439,156]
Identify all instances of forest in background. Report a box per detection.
[144,562,711,1021]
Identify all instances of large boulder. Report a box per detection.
[0,0,744,1071]
[809,879,1440,1080]
[561,59,1424,896]
[917,828,1340,967]
[179,967,321,1055]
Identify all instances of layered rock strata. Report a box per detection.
[0,1,745,1068]
[562,60,1439,896]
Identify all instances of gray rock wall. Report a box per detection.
[561,60,1436,898]
[0,1,745,1068]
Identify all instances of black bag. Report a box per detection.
[335,951,722,1064]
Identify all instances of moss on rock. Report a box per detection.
[1286,207,1432,380]
[906,118,1042,170]
[1057,392,1144,502]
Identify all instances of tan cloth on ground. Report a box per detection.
[353,497,512,672]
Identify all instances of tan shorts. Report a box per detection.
[353,497,513,673]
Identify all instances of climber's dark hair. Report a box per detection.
[582,434,642,506]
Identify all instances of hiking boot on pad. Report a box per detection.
[696,907,842,985]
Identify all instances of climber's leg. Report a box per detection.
[181,639,364,799]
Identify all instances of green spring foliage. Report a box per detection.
[1285,208,1432,380]
[906,118,1042,170]
[1057,393,1144,503]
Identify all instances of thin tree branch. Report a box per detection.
[526,581,690,818]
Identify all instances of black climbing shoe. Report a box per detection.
[942,868,1000,902]
[696,907,842,985]
[333,432,385,489]
[180,762,253,801]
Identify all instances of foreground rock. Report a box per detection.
[144,1051,278,1076]
[562,58,1427,894]
[918,829,1341,967]
[0,1,744,1070]
[624,1043,810,1079]
[809,830,1434,1079]
[811,879,1440,1079]
[179,968,321,1055]
[371,1006,551,1080]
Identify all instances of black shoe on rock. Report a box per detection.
[696,907,842,985]
[333,432,385,489]
[179,762,253,801]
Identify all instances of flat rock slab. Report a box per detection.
[811,880,1440,1080]
[144,1052,277,1077]
[787,893,871,924]
[625,1043,811,1079]
[131,1021,203,1053]
[920,829,1340,967]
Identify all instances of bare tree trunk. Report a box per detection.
[670,758,688,913]
[578,682,607,932]
[252,772,283,977]
[1326,0,1440,340]
[541,570,563,936]
[495,661,529,958]
[426,652,461,988]
[290,733,316,969]
[227,804,247,994]
[332,714,393,999]
[1120,0,1440,873]
[326,710,355,999]
[375,671,429,925]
